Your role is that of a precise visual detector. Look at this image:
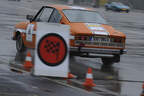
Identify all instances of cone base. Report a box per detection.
[24,62,33,69]
[68,73,75,79]
[83,82,96,87]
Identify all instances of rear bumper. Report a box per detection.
[70,47,127,55]
[117,8,129,12]
[120,9,129,11]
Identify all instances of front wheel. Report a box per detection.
[16,35,26,52]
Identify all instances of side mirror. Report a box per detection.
[26,15,33,21]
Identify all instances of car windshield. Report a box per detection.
[112,2,125,6]
[117,3,125,6]
[63,9,107,24]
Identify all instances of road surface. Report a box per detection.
[0,0,144,96]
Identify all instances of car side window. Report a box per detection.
[49,9,62,23]
[35,7,53,22]
[111,2,115,5]
[111,2,117,6]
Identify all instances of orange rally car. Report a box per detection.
[12,5,126,65]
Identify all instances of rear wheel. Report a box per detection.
[126,10,129,13]
[101,55,120,65]
[105,7,109,11]
[16,35,26,52]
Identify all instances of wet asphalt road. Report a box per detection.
[0,0,144,96]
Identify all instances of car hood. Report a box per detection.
[69,23,126,38]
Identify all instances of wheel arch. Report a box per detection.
[15,31,21,40]
[15,28,25,40]
[15,31,26,45]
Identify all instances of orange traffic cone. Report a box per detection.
[24,51,33,69]
[68,72,75,79]
[141,83,144,96]
[83,68,96,87]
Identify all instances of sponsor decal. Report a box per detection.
[26,24,34,42]
[85,23,109,35]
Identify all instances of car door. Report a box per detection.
[106,3,112,9]
[110,2,116,10]
[25,6,62,48]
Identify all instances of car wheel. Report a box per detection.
[113,8,118,12]
[101,58,114,65]
[101,55,120,65]
[126,10,129,13]
[105,7,109,11]
[16,35,26,52]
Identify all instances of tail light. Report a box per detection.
[114,38,122,43]
[80,43,85,47]
[111,37,123,43]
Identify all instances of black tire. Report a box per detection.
[101,55,120,65]
[101,58,114,65]
[16,35,26,52]
[105,7,109,11]
[113,7,119,12]
[126,10,129,13]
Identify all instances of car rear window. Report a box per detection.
[63,9,107,24]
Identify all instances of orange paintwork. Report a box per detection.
[70,23,92,35]
[15,21,29,30]
[13,4,126,50]
[15,21,37,31]
[15,21,37,48]
[101,24,125,38]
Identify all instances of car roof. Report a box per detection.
[47,4,93,11]
[111,2,123,5]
